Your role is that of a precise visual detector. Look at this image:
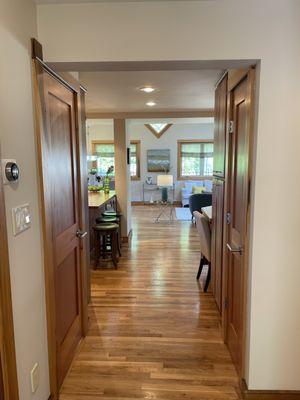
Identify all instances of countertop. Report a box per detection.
[88,190,116,208]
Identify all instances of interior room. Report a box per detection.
[1,1,300,400]
[86,117,214,205]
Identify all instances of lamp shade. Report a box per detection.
[157,175,173,187]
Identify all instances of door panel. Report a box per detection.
[226,74,252,374]
[43,73,82,389]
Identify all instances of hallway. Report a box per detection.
[60,206,240,399]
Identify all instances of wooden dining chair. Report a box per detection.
[193,211,211,292]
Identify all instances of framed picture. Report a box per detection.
[147,149,170,172]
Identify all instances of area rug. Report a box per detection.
[175,207,192,221]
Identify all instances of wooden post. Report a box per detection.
[113,119,132,240]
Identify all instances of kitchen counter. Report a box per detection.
[88,190,117,264]
[88,190,116,208]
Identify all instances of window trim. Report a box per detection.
[177,139,214,181]
[91,139,141,181]
[130,140,141,181]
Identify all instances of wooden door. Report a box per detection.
[36,68,84,392]
[211,178,224,312]
[46,73,82,387]
[225,70,254,374]
[213,75,227,178]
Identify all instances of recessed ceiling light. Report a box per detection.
[140,86,155,93]
[146,101,156,107]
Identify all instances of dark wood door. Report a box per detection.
[226,74,252,373]
[211,178,224,312]
[43,73,82,388]
[213,75,227,178]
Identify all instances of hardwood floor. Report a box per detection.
[60,206,240,400]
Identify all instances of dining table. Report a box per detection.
[201,205,212,222]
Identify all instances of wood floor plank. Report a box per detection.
[60,206,240,399]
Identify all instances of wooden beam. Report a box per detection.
[86,110,214,120]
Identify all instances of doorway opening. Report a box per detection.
[33,44,258,399]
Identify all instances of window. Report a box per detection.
[130,141,141,180]
[92,141,115,176]
[92,140,141,180]
[177,140,213,180]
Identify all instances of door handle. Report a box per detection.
[76,230,87,239]
[226,243,243,255]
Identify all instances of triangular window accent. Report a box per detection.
[145,123,172,139]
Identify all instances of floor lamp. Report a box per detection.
[155,175,174,223]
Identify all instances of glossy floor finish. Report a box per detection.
[60,206,240,400]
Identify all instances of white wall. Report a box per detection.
[129,120,213,201]
[0,1,50,399]
[87,119,214,201]
[37,0,300,391]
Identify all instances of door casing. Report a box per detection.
[0,148,19,400]
[31,39,89,399]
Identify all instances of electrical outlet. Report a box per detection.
[30,363,39,393]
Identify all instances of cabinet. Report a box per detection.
[211,179,225,312]
[213,75,227,178]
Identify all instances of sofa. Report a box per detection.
[181,180,213,206]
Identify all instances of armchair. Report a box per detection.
[189,193,212,220]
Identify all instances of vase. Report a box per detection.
[104,176,110,194]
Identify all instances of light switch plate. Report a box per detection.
[30,363,39,393]
[12,203,31,236]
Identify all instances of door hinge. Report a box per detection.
[224,298,229,309]
[226,212,231,225]
[229,120,234,134]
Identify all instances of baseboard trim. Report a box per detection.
[241,379,300,399]
[122,229,132,243]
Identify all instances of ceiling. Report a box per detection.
[35,0,209,3]
[79,69,222,113]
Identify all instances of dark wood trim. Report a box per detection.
[77,86,90,326]
[227,68,249,92]
[91,140,141,180]
[240,379,300,399]
[31,38,43,60]
[86,110,214,119]
[221,72,231,338]
[32,46,89,399]
[0,148,19,400]
[130,140,141,180]
[145,123,172,139]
